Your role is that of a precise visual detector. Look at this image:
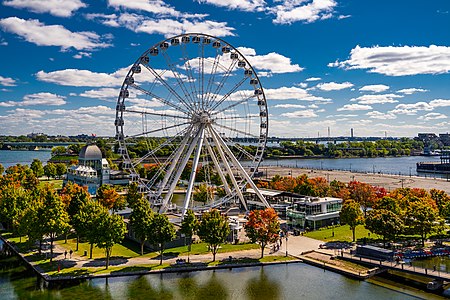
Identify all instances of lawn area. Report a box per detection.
[304,225,381,243]
[39,179,63,189]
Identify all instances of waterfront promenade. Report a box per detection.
[264,166,450,194]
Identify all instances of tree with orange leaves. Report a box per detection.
[348,181,376,217]
[244,208,280,258]
[96,185,126,212]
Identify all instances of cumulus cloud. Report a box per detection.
[107,0,206,18]
[351,93,403,105]
[79,87,119,100]
[305,77,321,81]
[329,45,450,76]
[274,104,306,109]
[87,12,234,38]
[197,0,266,12]
[263,86,331,102]
[3,0,86,17]
[390,102,433,115]
[270,0,337,24]
[0,17,112,51]
[0,75,16,86]
[337,104,372,111]
[397,88,428,94]
[430,99,450,108]
[73,52,91,59]
[237,47,303,74]
[316,81,353,91]
[366,111,396,120]
[359,84,389,93]
[280,109,318,118]
[418,113,447,121]
[0,92,66,107]
[36,68,125,87]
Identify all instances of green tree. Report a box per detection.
[365,209,402,246]
[95,213,127,269]
[148,213,176,265]
[55,163,67,179]
[43,163,57,180]
[0,183,31,236]
[61,182,90,250]
[244,208,280,258]
[126,182,143,209]
[38,186,70,262]
[30,159,44,178]
[405,201,441,246]
[198,209,230,262]
[339,200,364,242]
[51,146,66,156]
[0,163,4,175]
[73,200,108,259]
[180,209,199,262]
[129,198,153,255]
[193,183,214,203]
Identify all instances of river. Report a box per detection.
[0,150,51,169]
[1,254,443,300]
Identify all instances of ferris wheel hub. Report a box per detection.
[192,111,212,124]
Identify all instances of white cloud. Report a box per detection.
[390,102,433,115]
[107,0,206,18]
[36,68,125,87]
[85,13,120,27]
[280,109,318,118]
[296,82,308,88]
[366,111,396,120]
[351,93,402,105]
[3,0,86,17]
[337,104,372,111]
[418,113,447,121]
[73,52,91,59]
[0,17,112,51]
[274,104,306,109]
[0,75,16,86]
[237,47,303,74]
[79,87,119,100]
[0,92,66,107]
[430,99,450,108]
[264,86,331,102]
[397,88,428,95]
[305,77,321,81]
[359,84,389,93]
[329,45,450,76]
[270,0,337,24]
[316,81,353,91]
[197,0,266,12]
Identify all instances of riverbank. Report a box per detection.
[263,166,450,193]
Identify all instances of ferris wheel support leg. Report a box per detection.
[209,126,270,209]
[157,126,193,198]
[205,138,232,195]
[159,127,202,214]
[182,126,205,218]
[207,126,248,211]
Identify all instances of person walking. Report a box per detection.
[69,249,73,259]
[64,250,67,259]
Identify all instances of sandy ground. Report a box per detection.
[263,166,450,194]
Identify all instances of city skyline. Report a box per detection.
[0,0,449,137]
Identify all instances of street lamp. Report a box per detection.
[320,161,323,170]
[285,231,289,257]
[372,165,376,174]
[332,222,334,237]
[409,167,412,177]
[349,163,352,172]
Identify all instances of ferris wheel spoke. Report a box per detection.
[204,136,232,195]
[124,108,190,120]
[160,51,198,108]
[207,125,247,210]
[131,126,192,166]
[203,50,221,109]
[125,122,190,140]
[141,64,194,113]
[129,83,191,115]
[211,94,255,116]
[160,125,203,213]
[209,125,270,208]
[205,59,238,109]
[221,136,256,161]
[212,122,260,139]
[208,76,248,112]
[213,115,258,121]
[179,43,200,111]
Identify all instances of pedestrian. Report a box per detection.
[64,250,67,259]
[69,249,73,259]
[433,265,436,271]
[280,239,282,246]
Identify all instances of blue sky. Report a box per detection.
[0,0,449,137]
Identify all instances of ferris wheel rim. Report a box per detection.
[114,33,269,211]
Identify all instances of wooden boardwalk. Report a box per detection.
[341,252,450,282]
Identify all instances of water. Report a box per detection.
[0,150,51,169]
[256,156,442,177]
[0,256,429,300]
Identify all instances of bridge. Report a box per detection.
[232,136,401,144]
[1,141,84,150]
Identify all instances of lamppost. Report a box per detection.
[349,163,352,172]
[285,231,289,257]
[372,164,376,174]
[409,167,412,177]
[320,161,323,170]
[332,221,334,237]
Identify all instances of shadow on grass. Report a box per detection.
[51,268,91,278]
[83,257,128,267]
[166,262,208,269]
[148,251,180,263]
[110,265,157,274]
[214,257,260,266]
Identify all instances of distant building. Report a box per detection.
[64,144,129,195]
[440,133,450,146]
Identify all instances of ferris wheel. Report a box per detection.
[115,33,270,216]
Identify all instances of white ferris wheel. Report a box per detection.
[115,33,270,216]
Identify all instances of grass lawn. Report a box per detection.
[304,225,381,243]
[39,179,63,189]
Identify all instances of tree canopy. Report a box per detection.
[198,209,230,261]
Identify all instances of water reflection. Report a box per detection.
[246,268,280,300]
[194,271,228,300]
[127,275,173,300]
